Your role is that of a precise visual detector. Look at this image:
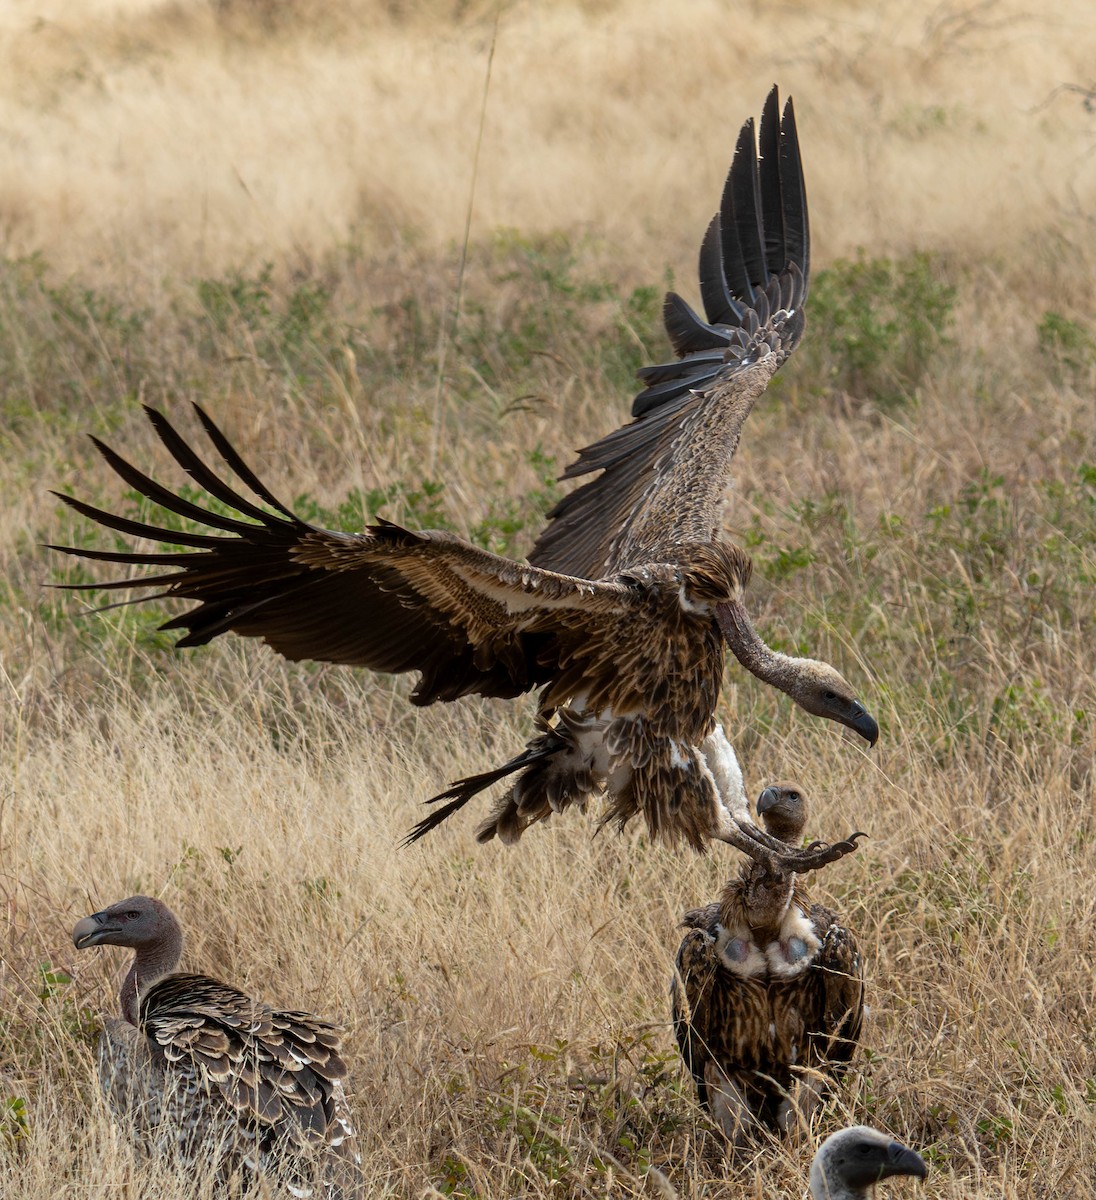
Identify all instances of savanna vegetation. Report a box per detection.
[1,1,1094,1196]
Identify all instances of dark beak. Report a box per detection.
[846,703,879,747]
[72,911,113,949]
[881,1141,928,1181]
[756,786,781,815]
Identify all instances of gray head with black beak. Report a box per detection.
[73,895,184,1025]
[809,1125,927,1199]
[756,781,809,844]
[715,601,879,747]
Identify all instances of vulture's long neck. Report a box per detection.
[721,862,800,940]
[121,927,184,1027]
[717,599,807,695]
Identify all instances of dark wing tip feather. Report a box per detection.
[660,292,733,357]
[629,86,809,419]
[188,403,301,522]
[723,115,765,300]
[777,93,809,282]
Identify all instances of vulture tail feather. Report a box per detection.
[402,741,559,846]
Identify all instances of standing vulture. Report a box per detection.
[72,896,359,1196]
[50,89,875,858]
[672,784,864,1145]
[808,1127,926,1198]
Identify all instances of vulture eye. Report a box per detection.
[823,690,838,701]
[125,911,141,920]
[787,791,799,801]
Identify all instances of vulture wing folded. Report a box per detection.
[139,973,349,1151]
[800,903,865,1069]
[529,86,809,579]
[50,404,639,706]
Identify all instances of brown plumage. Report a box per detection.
[72,896,359,1196]
[529,86,812,582]
[49,89,876,858]
[526,91,876,730]
[671,785,864,1145]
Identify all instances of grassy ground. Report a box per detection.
[1,1,1094,1197]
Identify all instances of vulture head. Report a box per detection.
[809,1125,927,1199]
[74,895,185,1024]
[781,660,879,747]
[73,895,180,953]
[715,599,879,747]
[756,782,808,844]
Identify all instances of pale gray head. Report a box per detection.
[756,781,808,844]
[715,603,879,747]
[809,1125,927,1199]
[72,895,181,954]
[785,660,879,747]
[73,895,184,1024]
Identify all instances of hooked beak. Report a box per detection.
[881,1140,928,1181]
[72,911,114,949]
[756,786,781,815]
[846,703,879,748]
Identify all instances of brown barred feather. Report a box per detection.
[73,897,359,1197]
[671,789,864,1142]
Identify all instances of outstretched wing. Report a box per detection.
[50,405,637,706]
[529,87,809,578]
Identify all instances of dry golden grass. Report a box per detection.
[1,1,1095,1197]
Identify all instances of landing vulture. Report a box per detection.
[50,89,876,857]
[72,896,359,1196]
[672,784,865,1144]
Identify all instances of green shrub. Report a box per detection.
[804,251,955,406]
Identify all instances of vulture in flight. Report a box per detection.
[72,896,359,1196]
[672,784,865,1146]
[808,1127,926,1199]
[50,88,876,858]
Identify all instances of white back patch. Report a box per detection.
[765,906,822,978]
[714,925,767,977]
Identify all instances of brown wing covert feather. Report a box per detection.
[529,87,809,578]
[49,404,638,706]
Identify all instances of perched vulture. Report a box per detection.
[672,784,864,1145]
[808,1127,926,1199]
[72,896,359,1196]
[50,88,876,859]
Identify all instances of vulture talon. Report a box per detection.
[781,831,867,873]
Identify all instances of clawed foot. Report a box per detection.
[724,819,867,873]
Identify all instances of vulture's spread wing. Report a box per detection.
[529,87,809,578]
[50,405,638,706]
